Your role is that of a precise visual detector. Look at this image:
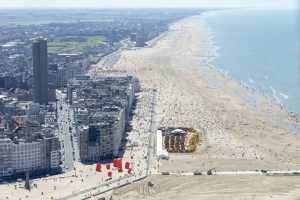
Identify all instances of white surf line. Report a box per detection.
[157,170,300,176]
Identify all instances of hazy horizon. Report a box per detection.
[0,0,298,9]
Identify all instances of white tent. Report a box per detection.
[156,130,169,159]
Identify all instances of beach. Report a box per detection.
[89,14,300,199]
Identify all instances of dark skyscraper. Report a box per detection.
[32,38,48,105]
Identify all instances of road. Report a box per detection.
[78,89,155,199]
[47,88,155,200]
[146,89,157,175]
[56,90,75,171]
[38,79,159,200]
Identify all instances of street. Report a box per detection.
[56,90,75,171]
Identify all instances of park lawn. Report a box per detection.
[48,35,105,54]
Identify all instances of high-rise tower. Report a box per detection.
[32,38,48,105]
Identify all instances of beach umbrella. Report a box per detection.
[113,159,117,167]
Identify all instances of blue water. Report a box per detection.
[203,9,300,115]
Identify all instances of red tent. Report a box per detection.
[113,159,119,168]
[107,171,112,177]
[113,158,122,170]
[128,168,132,174]
[125,162,130,169]
[117,159,122,170]
[113,159,117,167]
[96,163,101,172]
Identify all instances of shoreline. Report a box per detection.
[199,9,300,120]
[90,12,300,127]
[91,13,300,200]
[203,60,300,134]
[190,12,300,134]
[91,13,300,169]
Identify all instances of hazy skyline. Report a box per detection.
[0,0,298,9]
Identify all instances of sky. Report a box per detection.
[0,0,298,9]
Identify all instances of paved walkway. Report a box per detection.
[156,170,300,176]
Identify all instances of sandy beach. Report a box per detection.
[90,14,300,199]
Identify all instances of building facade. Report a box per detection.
[32,38,48,105]
[0,135,60,178]
[68,76,136,163]
[78,109,126,161]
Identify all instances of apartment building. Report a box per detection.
[68,76,136,162]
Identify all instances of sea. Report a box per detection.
[202,8,300,116]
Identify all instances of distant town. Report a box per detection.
[1,6,300,200]
[0,9,198,199]
[0,9,195,92]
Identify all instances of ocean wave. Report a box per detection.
[264,75,269,80]
[269,86,283,105]
[248,78,255,84]
[199,10,298,117]
[279,92,289,100]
